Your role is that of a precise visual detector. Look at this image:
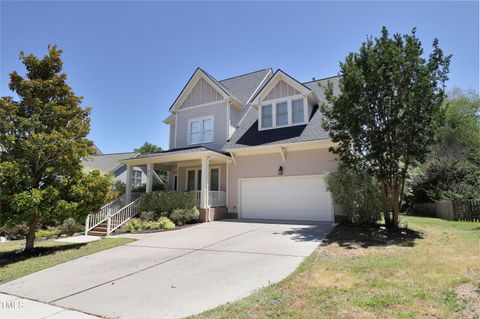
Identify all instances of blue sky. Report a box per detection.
[1,1,478,153]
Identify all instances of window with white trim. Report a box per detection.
[188,116,213,144]
[132,170,142,187]
[260,104,272,129]
[259,96,308,130]
[292,99,305,124]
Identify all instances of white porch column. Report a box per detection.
[146,163,153,193]
[126,164,133,203]
[200,156,209,209]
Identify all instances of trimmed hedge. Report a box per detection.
[124,216,175,232]
[170,208,200,226]
[138,191,196,215]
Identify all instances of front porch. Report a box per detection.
[122,147,231,221]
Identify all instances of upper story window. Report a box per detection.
[188,115,214,145]
[259,97,308,130]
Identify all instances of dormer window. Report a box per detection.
[261,105,273,129]
[292,99,305,124]
[188,115,213,144]
[259,96,308,130]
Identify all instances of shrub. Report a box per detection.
[113,180,126,195]
[61,218,78,236]
[124,217,176,232]
[158,217,175,230]
[139,211,156,221]
[124,218,144,233]
[36,227,62,239]
[0,224,29,240]
[170,208,199,226]
[326,165,382,225]
[138,191,196,215]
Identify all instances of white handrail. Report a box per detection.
[107,198,141,234]
[85,192,140,235]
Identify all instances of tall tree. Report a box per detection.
[408,88,480,202]
[134,142,163,155]
[321,27,451,227]
[434,88,480,161]
[0,46,111,250]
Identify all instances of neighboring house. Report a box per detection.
[82,152,148,187]
[123,68,342,222]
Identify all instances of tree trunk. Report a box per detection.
[24,217,37,252]
[381,181,392,226]
[390,183,401,228]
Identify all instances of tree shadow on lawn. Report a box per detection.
[323,223,424,249]
[0,242,87,267]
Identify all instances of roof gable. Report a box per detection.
[169,68,230,112]
[262,79,301,101]
[181,77,223,109]
[251,69,312,105]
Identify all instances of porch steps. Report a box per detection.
[87,221,109,236]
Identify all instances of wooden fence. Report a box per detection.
[452,200,480,222]
[414,200,480,222]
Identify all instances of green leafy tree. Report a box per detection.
[0,46,112,250]
[407,88,480,202]
[434,88,480,161]
[134,142,166,188]
[134,142,163,155]
[321,27,451,227]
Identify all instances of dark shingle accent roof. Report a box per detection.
[223,76,340,150]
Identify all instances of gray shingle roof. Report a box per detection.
[169,68,272,111]
[223,76,340,150]
[219,68,272,103]
[82,152,139,173]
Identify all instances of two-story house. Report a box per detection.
[122,68,341,222]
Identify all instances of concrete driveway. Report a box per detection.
[0,220,334,319]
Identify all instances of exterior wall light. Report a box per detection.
[278,166,283,175]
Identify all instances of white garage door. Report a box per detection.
[239,175,333,222]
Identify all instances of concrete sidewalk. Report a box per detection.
[0,292,99,318]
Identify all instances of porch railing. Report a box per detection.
[107,197,142,234]
[85,192,141,235]
[191,190,226,207]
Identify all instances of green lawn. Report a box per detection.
[194,216,480,319]
[0,237,135,284]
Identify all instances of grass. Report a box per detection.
[0,237,135,284]
[194,216,480,319]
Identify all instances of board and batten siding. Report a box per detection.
[262,80,301,101]
[169,124,176,149]
[175,101,228,151]
[227,148,338,213]
[181,77,223,109]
